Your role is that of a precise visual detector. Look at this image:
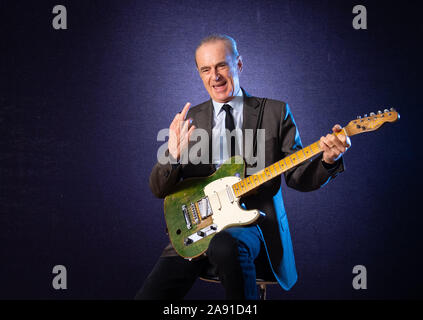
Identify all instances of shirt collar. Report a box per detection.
[212,88,243,116]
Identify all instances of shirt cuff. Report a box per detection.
[322,158,342,172]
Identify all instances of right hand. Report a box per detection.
[168,102,196,161]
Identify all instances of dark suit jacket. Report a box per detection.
[149,89,344,289]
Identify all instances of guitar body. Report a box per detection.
[164,156,260,259]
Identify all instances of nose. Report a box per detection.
[211,67,221,81]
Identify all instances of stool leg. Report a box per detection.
[258,284,267,300]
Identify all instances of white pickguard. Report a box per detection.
[204,176,260,232]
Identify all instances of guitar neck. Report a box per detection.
[231,129,348,198]
[231,108,400,198]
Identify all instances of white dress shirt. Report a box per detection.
[211,89,244,168]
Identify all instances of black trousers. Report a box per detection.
[135,226,264,300]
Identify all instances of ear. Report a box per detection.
[237,56,243,73]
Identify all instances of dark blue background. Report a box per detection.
[1,0,422,299]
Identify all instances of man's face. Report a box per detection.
[196,40,242,103]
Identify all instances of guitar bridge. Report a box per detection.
[181,205,192,230]
[190,203,200,224]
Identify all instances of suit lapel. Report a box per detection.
[242,89,260,162]
[192,100,213,163]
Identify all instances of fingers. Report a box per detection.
[180,125,196,149]
[332,124,342,132]
[170,102,192,130]
[320,125,351,164]
[171,102,191,127]
[180,117,190,134]
[172,123,196,160]
[180,119,195,140]
[324,133,346,151]
[320,136,342,164]
[168,102,194,161]
[179,102,191,120]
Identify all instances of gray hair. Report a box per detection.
[195,34,240,66]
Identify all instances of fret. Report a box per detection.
[266,170,272,180]
[273,163,281,175]
[304,146,312,156]
[247,177,252,187]
[276,161,283,172]
[234,183,240,193]
[245,177,251,189]
[311,142,321,154]
[232,184,238,197]
[252,175,259,185]
[255,172,262,183]
[240,181,245,191]
[274,164,280,174]
[235,183,239,192]
[296,150,304,161]
[248,176,255,187]
[294,151,301,161]
[264,168,271,178]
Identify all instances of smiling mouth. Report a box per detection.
[212,81,227,91]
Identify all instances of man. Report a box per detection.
[136,35,350,300]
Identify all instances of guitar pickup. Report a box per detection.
[197,197,212,219]
[181,205,192,230]
[226,185,234,203]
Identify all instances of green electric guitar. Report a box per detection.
[164,109,400,259]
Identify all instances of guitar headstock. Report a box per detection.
[344,108,400,136]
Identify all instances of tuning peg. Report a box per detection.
[390,107,396,112]
[370,112,376,116]
[384,109,389,113]
[378,110,382,114]
[357,115,362,119]
[364,114,368,117]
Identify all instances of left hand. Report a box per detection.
[319,124,351,164]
